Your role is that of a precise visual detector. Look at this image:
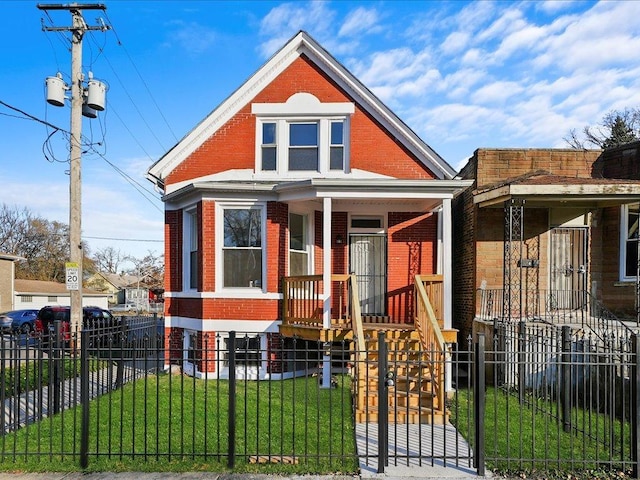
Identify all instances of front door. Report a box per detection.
[550,227,588,309]
[349,235,387,315]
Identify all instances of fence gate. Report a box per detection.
[358,333,477,475]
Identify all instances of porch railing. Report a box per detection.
[476,288,634,337]
[414,274,446,414]
[281,274,358,331]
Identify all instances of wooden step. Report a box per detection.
[354,407,448,424]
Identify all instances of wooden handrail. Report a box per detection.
[414,274,446,414]
[348,274,365,356]
[414,276,446,350]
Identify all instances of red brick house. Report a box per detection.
[147,31,470,393]
[453,145,640,342]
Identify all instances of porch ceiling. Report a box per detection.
[474,176,640,208]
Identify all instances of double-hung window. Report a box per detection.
[222,206,263,288]
[261,122,277,171]
[289,213,309,276]
[185,208,198,290]
[621,202,639,280]
[289,123,318,171]
[330,121,344,170]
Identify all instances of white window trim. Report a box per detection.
[215,201,267,294]
[620,203,639,281]
[348,214,387,235]
[183,207,198,292]
[252,93,354,177]
[255,117,350,176]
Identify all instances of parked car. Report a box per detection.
[34,306,121,347]
[110,303,138,313]
[0,309,39,334]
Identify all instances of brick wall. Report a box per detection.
[475,149,601,189]
[452,156,477,340]
[165,210,183,292]
[594,206,636,316]
[387,212,437,323]
[595,141,640,179]
[201,201,215,291]
[166,56,437,186]
[267,202,288,292]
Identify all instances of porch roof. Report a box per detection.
[473,171,640,208]
[165,177,473,211]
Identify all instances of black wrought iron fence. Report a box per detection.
[0,320,638,478]
[474,322,640,476]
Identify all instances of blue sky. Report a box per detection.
[1,0,639,268]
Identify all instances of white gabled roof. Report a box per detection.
[147,31,456,188]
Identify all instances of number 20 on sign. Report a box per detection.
[65,262,79,291]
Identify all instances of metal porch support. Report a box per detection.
[503,199,525,323]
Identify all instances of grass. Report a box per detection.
[0,356,106,398]
[450,387,633,475]
[0,372,358,474]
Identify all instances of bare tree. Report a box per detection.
[126,250,164,289]
[0,203,93,282]
[565,108,640,149]
[92,246,131,274]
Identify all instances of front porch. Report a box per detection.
[279,273,454,424]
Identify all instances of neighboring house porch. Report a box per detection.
[453,147,640,343]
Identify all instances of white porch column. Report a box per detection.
[442,197,454,393]
[442,197,453,330]
[321,197,332,389]
[322,197,332,329]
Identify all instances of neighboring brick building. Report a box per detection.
[0,253,23,313]
[453,146,640,341]
[147,31,470,379]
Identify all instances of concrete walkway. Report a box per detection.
[356,423,489,479]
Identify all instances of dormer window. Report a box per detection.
[253,93,354,175]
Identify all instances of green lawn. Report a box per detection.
[0,372,358,473]
[450,387,633,474]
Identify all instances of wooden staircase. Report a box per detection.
[280,273,453,425]
[353,326,448,424]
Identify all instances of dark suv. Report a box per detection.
[34,306,121,347]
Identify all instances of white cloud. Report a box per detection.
[351,48,433,88]
[471,81,524,105]
[339,6,380,37]
[259,1,336,57]
[536,1,576,15]
[475,7,526,43]
[441,31,470,55]
[164,21,217,55]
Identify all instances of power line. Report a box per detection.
[0,100,67,132]
[100,11,179,143]
[84,235,162,243]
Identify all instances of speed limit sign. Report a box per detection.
[65,262,79,290]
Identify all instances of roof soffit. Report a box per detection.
[148,31,456,185]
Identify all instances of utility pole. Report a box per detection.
[38,3,109,348]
